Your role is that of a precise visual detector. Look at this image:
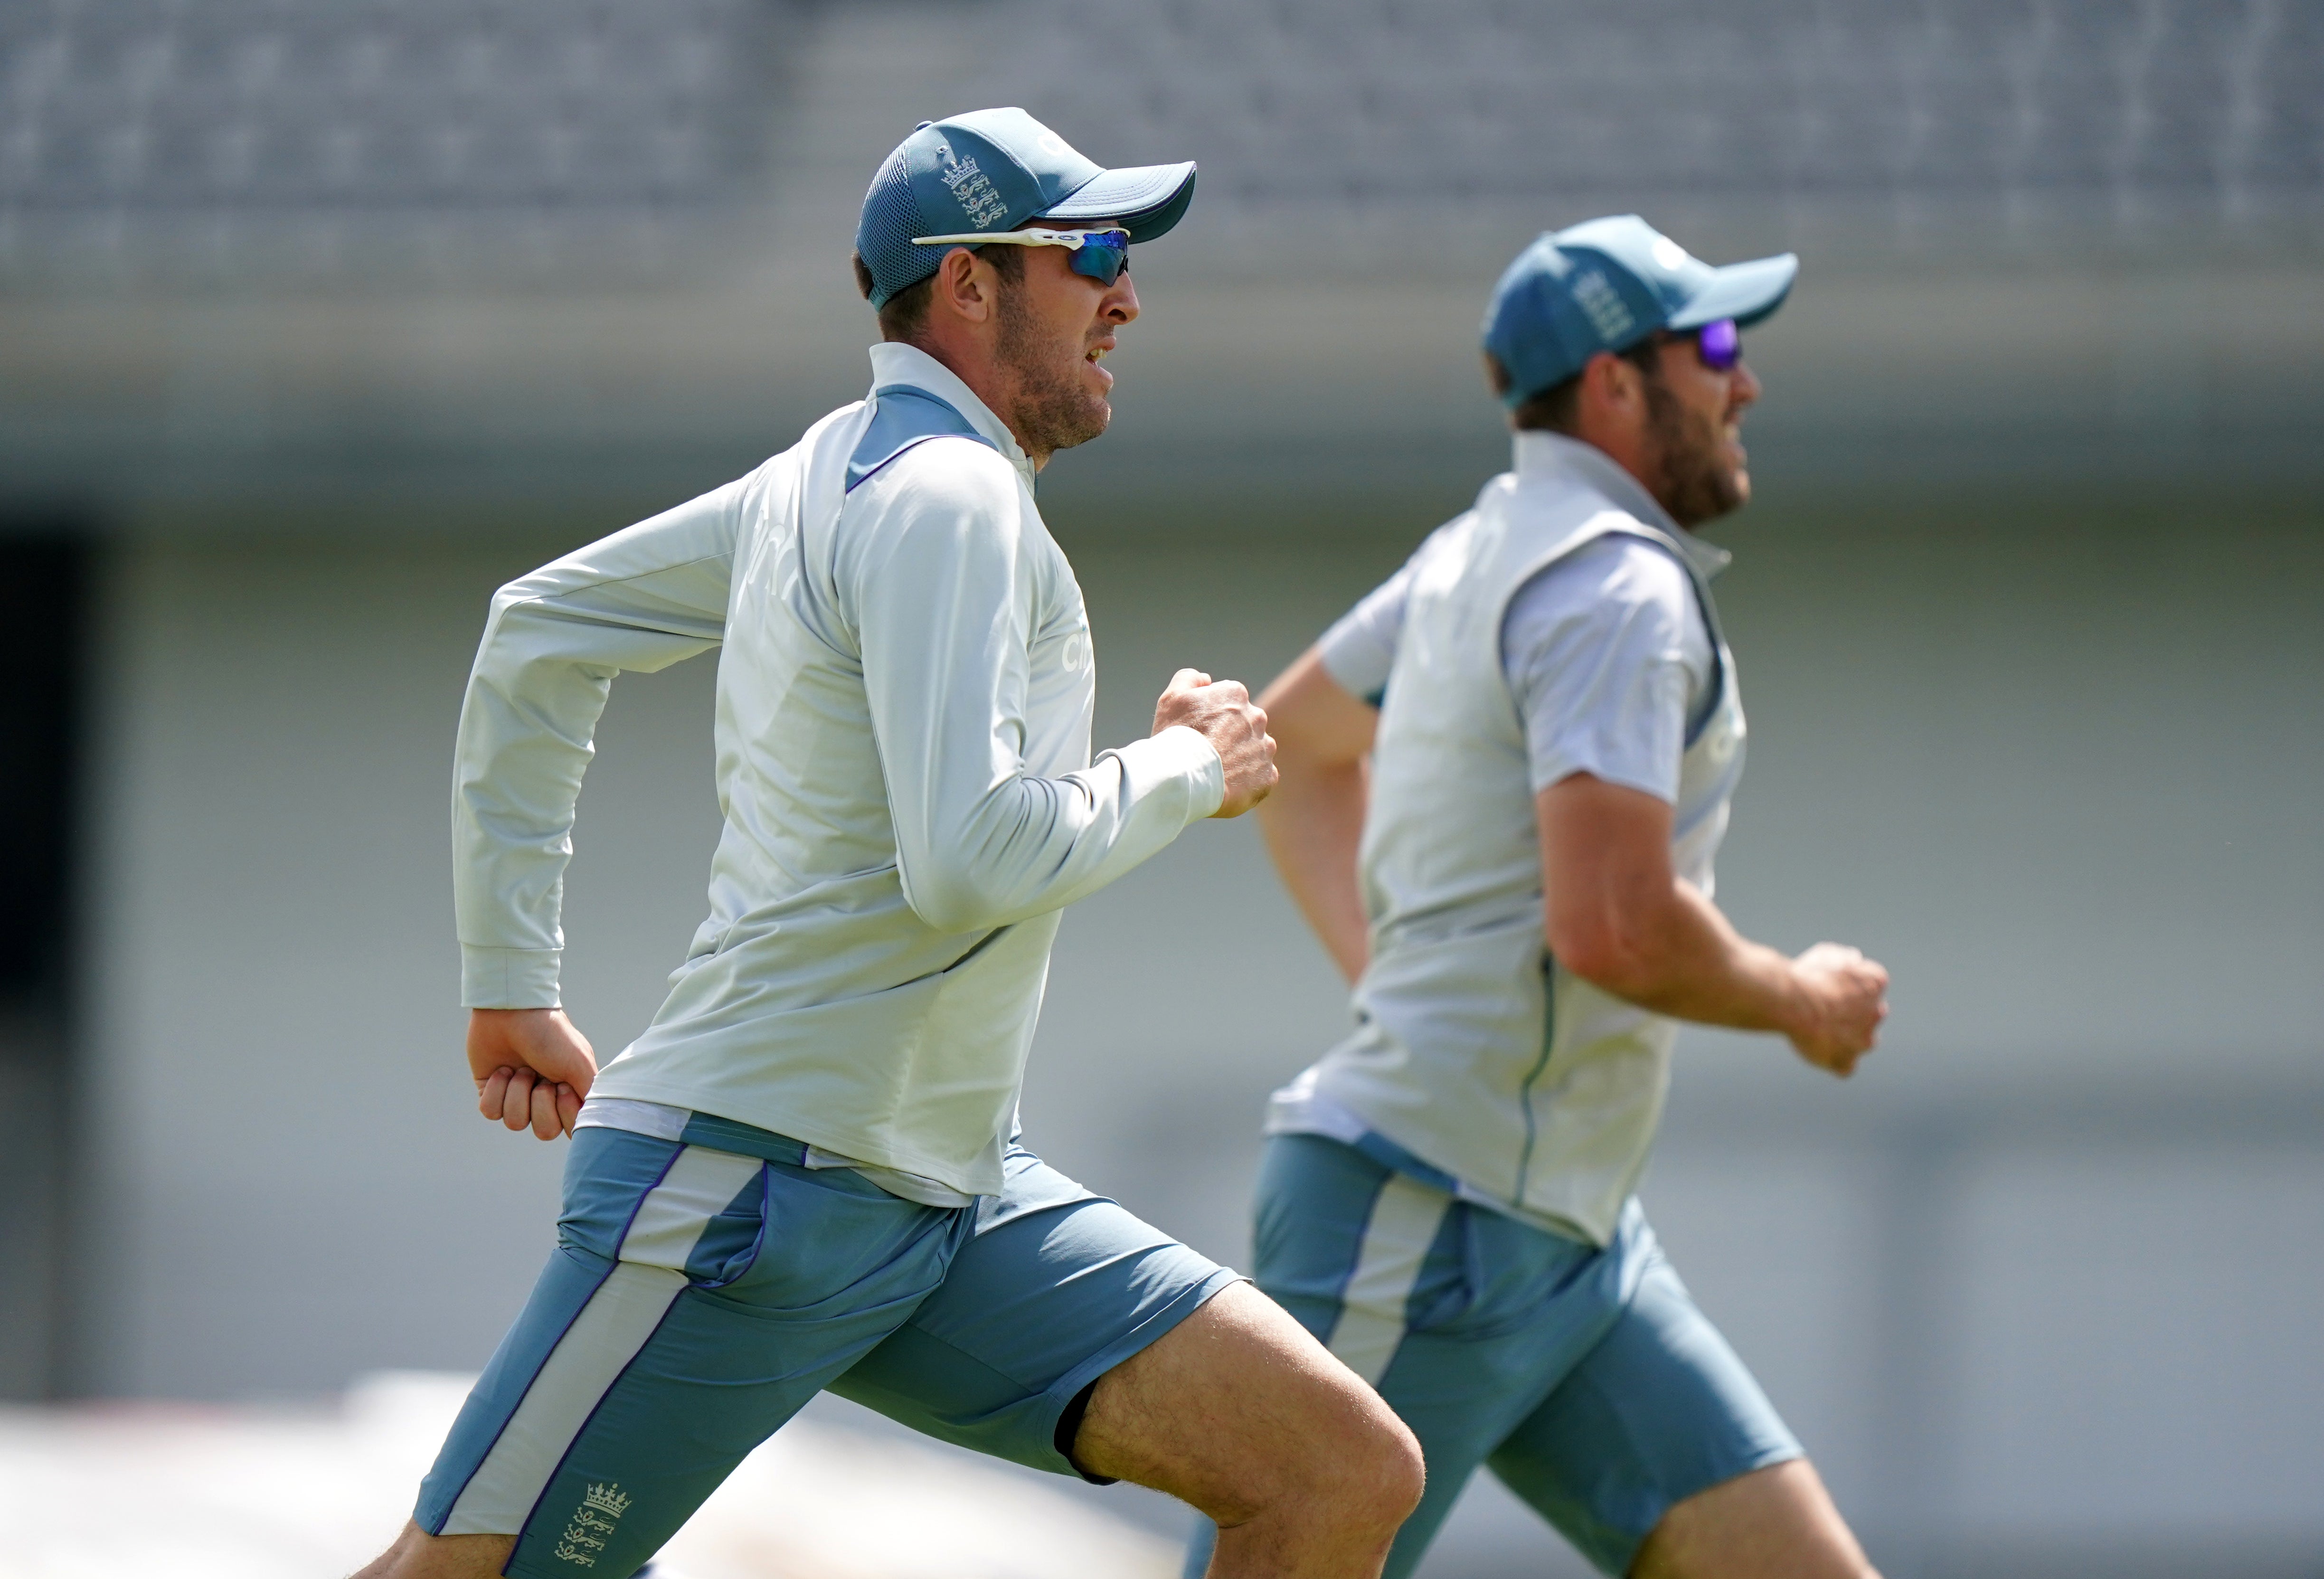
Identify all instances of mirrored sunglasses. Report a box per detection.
[1693,318,1741,371]
[910,226,1132,285]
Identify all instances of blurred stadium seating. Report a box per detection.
[0,0,788,285]
[5,0,2315,288]
[1,0,2317,501]
[1009,0,2323,236]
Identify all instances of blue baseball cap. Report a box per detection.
[856,108,1198,308]
[1482,216,1798,407]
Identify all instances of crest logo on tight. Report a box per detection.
[552,1483,631,1567]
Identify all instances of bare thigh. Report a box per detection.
[1073,1281,1425,1579]
[1631,1459,1879,1579]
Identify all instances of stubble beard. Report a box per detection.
[995,284,1111,459]
[1644,376,1747,529]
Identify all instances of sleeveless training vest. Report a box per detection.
[1299,442,1747,1245]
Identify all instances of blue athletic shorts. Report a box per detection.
[416,1115,1238,1578]
[1188,1133,1800,1579]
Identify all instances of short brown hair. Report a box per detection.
[1485,339,1663,434]
[853,246,1023,344]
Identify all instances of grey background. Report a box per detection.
[3,2,2319,1576]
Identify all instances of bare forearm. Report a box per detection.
[1539,775,1889,1074]
[1252,646,1381,983]
[1561,878,1801,1031]
[1257,759,1370,983]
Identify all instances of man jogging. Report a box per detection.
[1216,217,1889,1579]
[359,109,1421,1579]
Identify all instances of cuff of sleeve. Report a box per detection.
[1314,633,1383,707]
[461,946,563,1009]
[1532,758,1679,804]
[1126,724,1227,821]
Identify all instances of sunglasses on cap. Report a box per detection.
[911,225,1132,285]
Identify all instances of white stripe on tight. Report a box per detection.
[622,1147,764,1271]
[1325,1174,1453,1387]
[442,1260,686,1535]
[441,1145,764,1535]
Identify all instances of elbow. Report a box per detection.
[901,778,1095,934]
[904,883,988,936]
[1546,912,1665,1001]
[478,582,530,641]
[1272,720,1366,780]
[1265,748,1363,819]
[902,865,1014,935]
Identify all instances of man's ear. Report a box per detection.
[930,246,997,327]
[1579,350,1632,412]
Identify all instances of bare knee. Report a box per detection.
[1199,1295,1425,1539]
[1273,1370,1425,1531]
[1077,1282,1424,1537]
[1273,1358,1413,1507]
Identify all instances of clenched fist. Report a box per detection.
[470,1006,598,1139]
[1153,668,1279,818]
[1782,943,1889,1077]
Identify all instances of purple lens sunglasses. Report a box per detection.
[1690,318,1742,370]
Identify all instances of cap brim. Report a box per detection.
[1667,253,1798,331]
[1035,161,1198,242]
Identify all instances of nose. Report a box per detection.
[1730,358,1761,409]
[1104,270,1140,325]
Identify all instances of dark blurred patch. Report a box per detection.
[0,532,83,1002]
[0,528,85,1400]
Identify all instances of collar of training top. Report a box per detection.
[864,341,1036,487]
[1512,429,1734,582]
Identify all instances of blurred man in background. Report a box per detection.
[1225,217,1890,1579]
[359,108,1421,1579]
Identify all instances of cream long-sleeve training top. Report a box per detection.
[452,342,1225,1196]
